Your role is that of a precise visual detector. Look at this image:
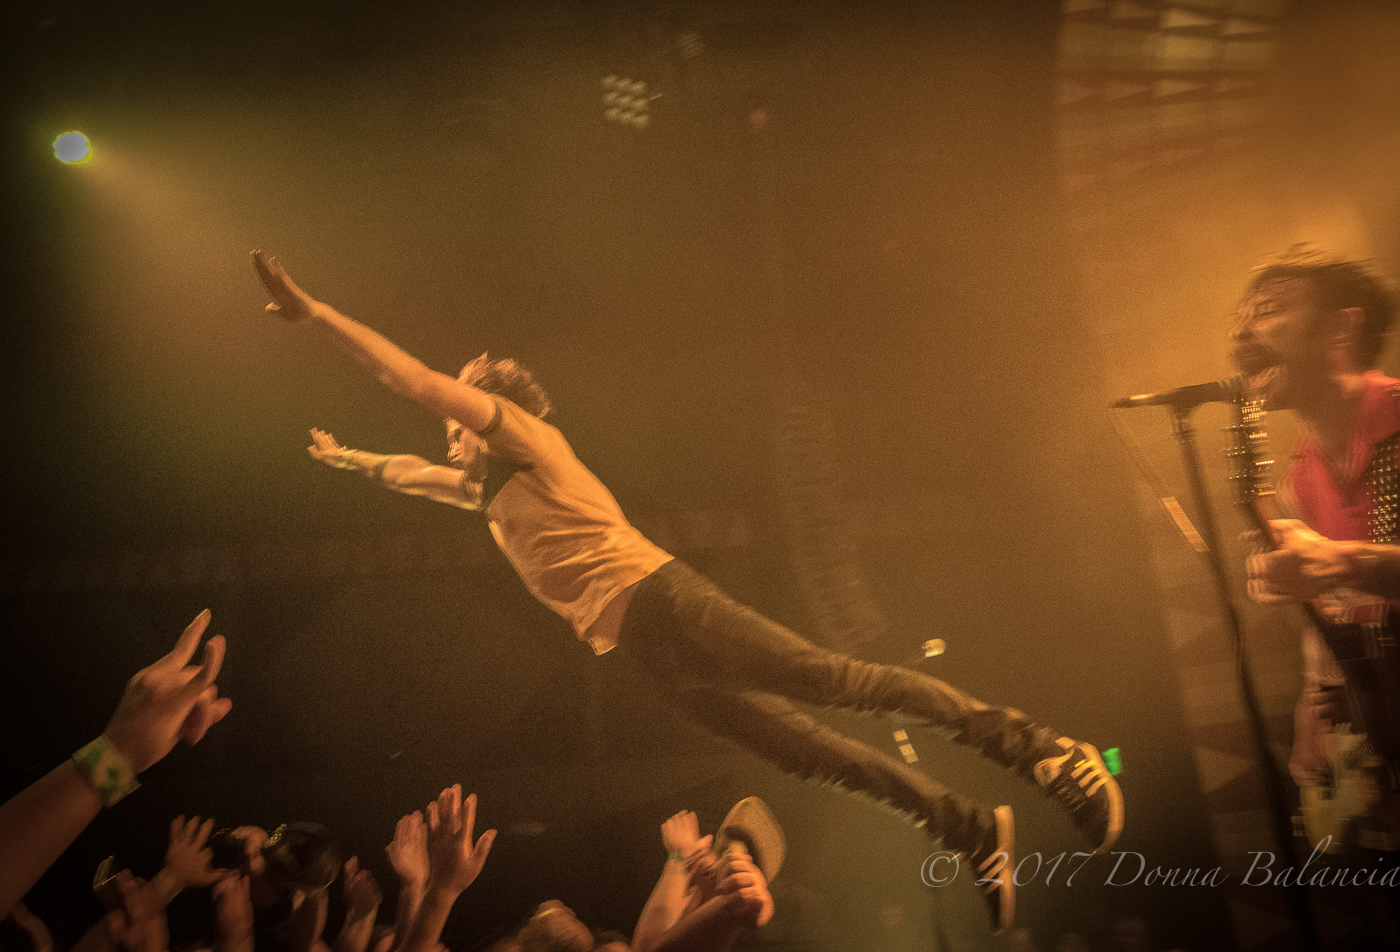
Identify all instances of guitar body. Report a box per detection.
[1323,617,1400,766]
[1228,399,1400,854]
[1298,726,1393,854]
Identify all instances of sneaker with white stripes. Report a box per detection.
[1034,737,1124,855]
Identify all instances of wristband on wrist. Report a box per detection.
[346,902,380,924]
[151,868,183,906]
[72,735,140,807]
[667,851,686,863]
[339,448,358,471]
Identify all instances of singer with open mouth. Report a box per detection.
[1231,245,1400,934]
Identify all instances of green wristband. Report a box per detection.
[152,868,184,905]
[72,735,140,807]
[339,448,358,471]
[667,851,686,863]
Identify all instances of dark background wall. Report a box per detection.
[1,1,1252,949]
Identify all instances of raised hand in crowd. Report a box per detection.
[102,611,232,774]
[713,847,773,929]
[70,872,170,952]
[0,611,231,917]
[105,874,169,952]
[153,815,224,905]
[282,886,330,952]
[332,857,383,952]
[646,843,774,952]
[425,786,495,897]
[634,811,716,952]
[397,786,496,952]
[666,810,719,907]
[662,811,714,876]
[636,805,777,952]
[210,874,255,952]
[386,811,430,944]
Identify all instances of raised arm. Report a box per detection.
[397,786,496,952]
[0,612,231,915]
[152,815,224,906]
[70,870,170,952]
[251,252,497,432]
[385,811,429,947]
[210,874,255,952]
[333,857,382,952]
[633,811,713,952]
[281,887,329,952]
[648,847,773,952]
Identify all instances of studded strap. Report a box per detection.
[1367,431,1400,545]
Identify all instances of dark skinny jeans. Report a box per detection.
[618,559,1057,857]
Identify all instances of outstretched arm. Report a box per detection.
[252,252,497,432]
[307,429,478,510]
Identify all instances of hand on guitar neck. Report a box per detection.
[1245,517,1400,609]
[1244,519,1355,605]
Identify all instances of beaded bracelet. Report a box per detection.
[72,736,140,807]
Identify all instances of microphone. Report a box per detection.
[1112,375,1242,410]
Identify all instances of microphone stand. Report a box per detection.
[1170,404,1322,952]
